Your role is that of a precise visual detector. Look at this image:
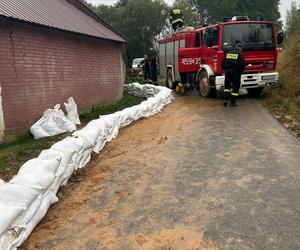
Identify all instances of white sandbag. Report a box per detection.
[0,231,15,250]
[10,192,58,250]
[139,100,153,117]
[64,97,80,125]
[88,119,110,139]
[37,149,75,192]
[84,118,111,153]
[11,187,54,230]
[70,136,93,169]
[93,135,107,154]
[18,158,60,179]
[51,137,84,170]
[51,137,85,156]
[41,148,77,188]
[0,182,40,235]
[117,109,133,128]
[0,182,40,210]
[0,202,24,237]
[93,138,106,154]
[11,194,41,229]
[72,124,100,147]
[78,148,93,169]
[37,150,64,176]
[10,158,60,210]
[9,173,54,191]
[30,104,76,139]
[99,114,121,141]
[118,106,141,128]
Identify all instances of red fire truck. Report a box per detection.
[158,16,282,97]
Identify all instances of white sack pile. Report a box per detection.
[30,97,80,140]
[0,83,173,250]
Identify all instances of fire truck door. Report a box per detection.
[178,48,202,73]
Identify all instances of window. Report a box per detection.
[222,23,274,51]
[204,27,219,47]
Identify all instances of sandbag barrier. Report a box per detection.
[0,83,173,250]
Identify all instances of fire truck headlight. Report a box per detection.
[265,62,274,69]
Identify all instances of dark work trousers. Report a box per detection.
[224,69,241,103]
[150,69,158,84]
[144,70,151,81]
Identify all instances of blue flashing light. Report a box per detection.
[223,16,229,22]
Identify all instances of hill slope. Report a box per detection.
[265,32,300,137]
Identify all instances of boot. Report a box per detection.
[230,96,238,107]
[223,92,230,106]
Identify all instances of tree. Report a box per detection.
[87,0,168,60]
[188,0,282,28]
[114,0,129,8]
[285,1,300,35]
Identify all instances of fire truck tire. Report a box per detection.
[198,69,213,97]
[247,87,264,97]
[166,69,175,89]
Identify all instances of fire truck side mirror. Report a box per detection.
[277,32,284,45]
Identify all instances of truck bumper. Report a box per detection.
[215,72,279,91]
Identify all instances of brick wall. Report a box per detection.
[0,18,124,136]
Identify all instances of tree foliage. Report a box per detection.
[285,1,300,36]
[188,0,282,28]
[87,0,168,61]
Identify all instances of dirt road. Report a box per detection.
[21,96,300,250]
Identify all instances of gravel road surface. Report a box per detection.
[21,96,300,250]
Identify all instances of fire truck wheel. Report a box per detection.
[247,87,264,97]
[166,69,175,89]
[198,70,212,97]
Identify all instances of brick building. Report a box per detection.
[0,0,127,141]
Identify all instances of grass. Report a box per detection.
[0,156,9,171]
[0,91,145,181]
[264,32,300,136]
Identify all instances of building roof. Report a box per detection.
[0,0,127,43]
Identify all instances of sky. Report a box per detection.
[86,0,300,27]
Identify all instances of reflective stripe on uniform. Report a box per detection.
[224,89,231,92]
[231,93,239,96]
[226,53,238,60]
[171,18,183,24]
[173,9,181,14]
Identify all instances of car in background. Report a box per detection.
[131,58,144,76]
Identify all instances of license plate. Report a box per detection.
[262,75,275,80]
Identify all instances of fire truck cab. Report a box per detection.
[158,17,280,97]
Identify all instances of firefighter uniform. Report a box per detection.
[221,45,245,106]
[170,8,183,31]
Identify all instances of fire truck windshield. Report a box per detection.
[222,23,274,51]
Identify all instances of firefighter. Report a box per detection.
[150,56,158,85]
[221,42,245,106]
[170,8,183,31]
[143,54,151,83]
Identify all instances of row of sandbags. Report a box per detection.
[0,83,173,250]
